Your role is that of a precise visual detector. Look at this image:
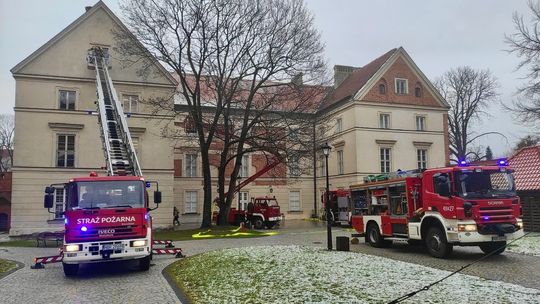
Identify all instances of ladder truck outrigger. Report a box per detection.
[42,47,164,276]
[350,163,524,258]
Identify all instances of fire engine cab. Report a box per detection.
[351,164,524,258]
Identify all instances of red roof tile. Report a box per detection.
[319,48,397,110]
[508,145,540,191]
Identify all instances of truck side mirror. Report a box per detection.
[45,186,55,194]
[154,191,162,204]
[44,193,54,209]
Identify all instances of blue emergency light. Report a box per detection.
[81,226,88,232]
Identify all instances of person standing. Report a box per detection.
[173,206,180,226]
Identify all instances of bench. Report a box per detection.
[36,231,64,247]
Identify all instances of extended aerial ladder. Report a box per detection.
[86,47,142,176]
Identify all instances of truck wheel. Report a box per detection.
[253,217,264,230]
[425,227,453,258]
[479,241,506,255]
[266,222,276,229]
[139,255,151,271]
[366,223,391,248]
[62,262,79,276]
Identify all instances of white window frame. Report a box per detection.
[239,154,249,178]
[184,191,198,214]
[289,154,301,177]
[54,188,66,219]
[395,78,408,95]
[335,117,343,133]
[337,150,344,175]
[56,134,75,168]
[416,115,426,131]
[122,94,139,113]
[320,154,326,177]
[58,89,76,110]
[185,154,197,177]
[289,190,301,211]
[380,147,391,173]
[417,149,428,170]
[238,192,249,210]
[379,113,390,129]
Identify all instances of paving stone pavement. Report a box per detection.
[1,220,539,303]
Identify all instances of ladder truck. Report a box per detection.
[350,163,524,258]
[43,47,162,276]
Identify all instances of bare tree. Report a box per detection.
[116,0,327,227]
[0,114,14,172]
[434,67,500,163]
[506,0,540,127]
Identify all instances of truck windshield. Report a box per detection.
[70,181,145,210]
[454,170,516,199]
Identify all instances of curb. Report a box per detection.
[0,259,25,280]
[162,263,192,304]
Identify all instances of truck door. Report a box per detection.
[427,172,456,219]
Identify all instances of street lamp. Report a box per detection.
[321,142,332,250]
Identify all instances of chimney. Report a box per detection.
[333,65,357,88]
[291,73,303,86]
[85,6,92,12]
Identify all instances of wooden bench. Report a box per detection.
[36,231,64,247]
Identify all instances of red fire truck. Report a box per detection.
[43,47,161,275]
[351,163,524,258]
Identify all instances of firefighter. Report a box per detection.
[173,206,180,226]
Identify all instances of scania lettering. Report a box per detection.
[43,47,161,276]
[350,164,524,258]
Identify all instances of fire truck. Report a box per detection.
[43,47,161,276]
[212,156,283,229]
[321,189,352,226]
[351,163,524,258]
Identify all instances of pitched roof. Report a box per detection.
[508,145,540,191]
[320,48,397,110]
[10,1,177,86]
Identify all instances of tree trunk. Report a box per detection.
[200,147,213,229]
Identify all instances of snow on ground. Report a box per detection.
[507,233,540,257]
[172,245,540,304]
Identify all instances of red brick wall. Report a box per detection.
[363,57,441,107]
[0,172,11,231]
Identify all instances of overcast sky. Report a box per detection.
[0,0,535,157]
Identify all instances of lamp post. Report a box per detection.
[321,142,332,250]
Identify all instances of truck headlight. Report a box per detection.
[458,224,477,232]
[65,244,81,252]
[517,220,524,230]
[131,240,147,247]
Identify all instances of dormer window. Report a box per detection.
[395,78,408,95]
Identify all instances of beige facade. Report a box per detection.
[10,3,176,235]
[9,3,449,233]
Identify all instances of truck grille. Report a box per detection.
[477,207,514,224]
[74,225,137,239]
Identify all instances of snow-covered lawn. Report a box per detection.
[167,245,540,304]
[507,233,540,257]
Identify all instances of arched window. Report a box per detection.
[379,84,386,94]
[415,86,422,98]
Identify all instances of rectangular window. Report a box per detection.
[238,192,249,211]
[380,148,391,173]
[320,155,326,177]
[395,78,408,94]
[289,154,301,176]
[184,191,198,213]
[289,190,301,211]
[417,149,427,170]
[59,90,76,110]
[337,150,344,175]
[54,188,66,219]
[335,118,343,133]
[416,116,426,131]
[185,154,197,177]
[379,113,390,129]
[123,94,139,113]
[56,134,75,167]
[239,155,249,178]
